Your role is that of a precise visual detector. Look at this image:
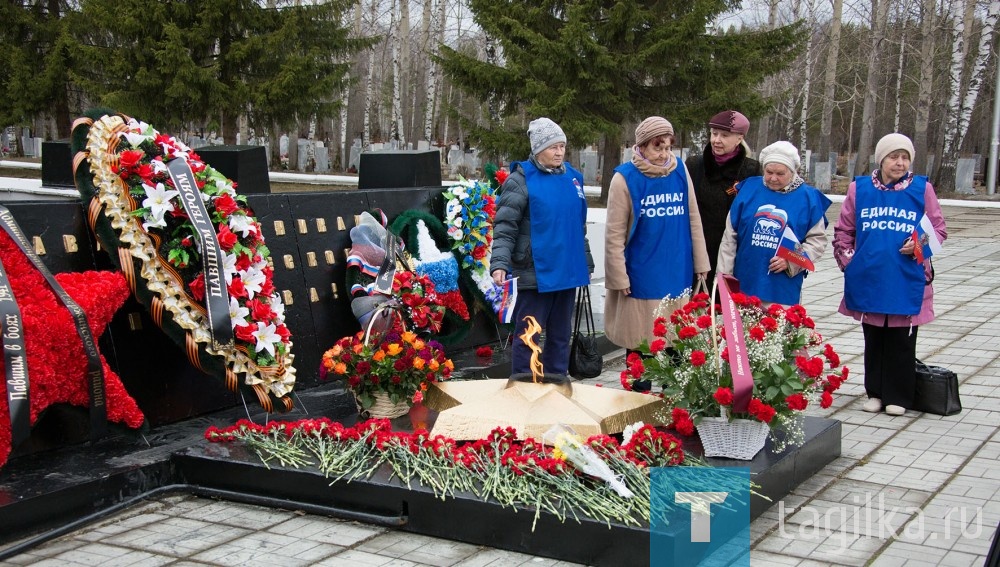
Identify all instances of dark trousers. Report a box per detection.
[862,322,918,408]
[511,288,576,375]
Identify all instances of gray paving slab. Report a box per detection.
[1,203,998,566]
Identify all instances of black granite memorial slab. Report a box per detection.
[358,150,442,190]
[40,140,74,188]
[198,145,271,194]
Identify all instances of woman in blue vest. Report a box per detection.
[490,118,592,376]
[604,116,710,357]
[833,133,947,416]
[718,140,831,305]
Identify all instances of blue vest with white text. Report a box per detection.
[515,160,590,293]
[730,177,830,305]
[843,175,926,315]
[614,161,693,299]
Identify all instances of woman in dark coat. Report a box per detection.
[685,110,761,284]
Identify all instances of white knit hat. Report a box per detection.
[874,133,915,168]
[527,117,567,155]
[759,140,800,173]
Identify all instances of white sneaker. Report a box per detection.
[885,405,905,416]
[862,398,882,413]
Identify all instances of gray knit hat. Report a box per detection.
[528,117,567,155]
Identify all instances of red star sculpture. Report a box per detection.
[0,231,144,469]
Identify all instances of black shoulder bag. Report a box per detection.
[569,286,602,379]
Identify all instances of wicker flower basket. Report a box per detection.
[696,416,770,460]
[359,392,410,419]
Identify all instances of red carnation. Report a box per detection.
[677,326,698,340]
[690,350,707,366]
[653,319,668,338]
[748,398,777,423]
[649,338,666,355]
[760,316,778,332]
[476,346,493,357]
[823,343,841,368]
[749,326,766,342]
[785,393,808,411]
[713,387,734,406]
[820,391,833,409]
[696,315,713,329]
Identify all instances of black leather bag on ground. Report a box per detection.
[569,286,603,379]
[914,359,962,416]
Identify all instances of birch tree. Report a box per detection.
[955,1,1000,153]
[938,0,971,190]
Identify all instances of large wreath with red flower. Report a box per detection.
[71,110,294,412]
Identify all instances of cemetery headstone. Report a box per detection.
[955,158,975,194]
[417,140,429,151]
[579,148,599,184]
[813,162,832,191]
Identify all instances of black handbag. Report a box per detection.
[914,359,962,416]
[569,286,603,379]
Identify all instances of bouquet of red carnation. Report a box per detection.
[637,291,849,452]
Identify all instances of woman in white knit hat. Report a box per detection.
[490,117,593,377]
[603,116,710,386]
[717,140,831,305]
[832,133,948,416]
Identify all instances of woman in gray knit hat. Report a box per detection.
[604,116,710,384]
[490,117,593,377]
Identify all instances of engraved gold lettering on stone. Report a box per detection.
[337,216,346,231]
[63,235,79,253]
[283,254,295,270]
[32,236,45,255]
[282,290,293,305]
[309,288,319,302]
[273,220,286,236]
[306,251,317,267]
[296,219,307,234]
[331,282,340,298]
[325,250,335,265]
[316,218,327,233]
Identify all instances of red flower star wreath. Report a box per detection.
[0,230,144,469]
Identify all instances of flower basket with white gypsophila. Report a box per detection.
[633,290,849,454]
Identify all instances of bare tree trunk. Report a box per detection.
[599,132,621,204]
[755,0,782,151]
[422,0,438,142]
[363,46,375,148]
[938,0,970,190]
[955,1,1000,152]
[853,0,891,177]
[399,0,411,143]
[818,0,843,158]
[389,0,404,146]
[893,38,905,133]
[913,0,938,174]
[798,4,812,165]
